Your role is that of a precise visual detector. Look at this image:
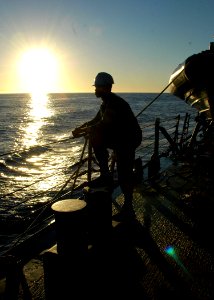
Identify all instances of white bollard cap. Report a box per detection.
[51,199,87,213]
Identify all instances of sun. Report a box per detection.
[18,47,59,94]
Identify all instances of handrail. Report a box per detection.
[1,105,210,300]
[0,111,203,261]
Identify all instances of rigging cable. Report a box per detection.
[1,136,89,255]
[135,66,185,118]
[0,135,74,157]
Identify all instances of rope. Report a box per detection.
[0,136,74,157]
[0,154,87,200]
[1,136,89,255]
[50,136,88,202]
[136,65,185,118]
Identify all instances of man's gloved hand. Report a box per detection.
[72,125,90,138]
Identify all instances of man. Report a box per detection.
[72,72,142,221]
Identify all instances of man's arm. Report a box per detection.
[72,109,102,138]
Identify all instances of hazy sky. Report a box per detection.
[0,0,213,93]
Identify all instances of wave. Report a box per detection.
[17,145,52,156]
[0,145,51,177]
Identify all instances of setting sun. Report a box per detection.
[18,47,59,94]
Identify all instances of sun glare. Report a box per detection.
[18,47,59,94]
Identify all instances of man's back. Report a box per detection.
[99,93,142,148]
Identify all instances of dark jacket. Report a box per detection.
[87,93,142,149]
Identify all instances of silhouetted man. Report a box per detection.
[72,72,142,221]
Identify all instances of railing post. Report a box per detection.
[87,137,92,182]
[173,114,180,144]
[109,150,117,174]
[148,118,160,179]
[179,112,190,150]
[154,118,160,158]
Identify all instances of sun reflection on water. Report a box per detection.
[22,93,53,148]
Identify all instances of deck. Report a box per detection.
[1,159,214,300]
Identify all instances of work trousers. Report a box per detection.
[89,129,136,204]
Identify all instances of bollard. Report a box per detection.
[43,199,88,299]
[51,199,87,257]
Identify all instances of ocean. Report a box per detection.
[0,92,197,251]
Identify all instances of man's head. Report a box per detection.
[93,72,114,98]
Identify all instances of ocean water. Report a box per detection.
[0,92,197,241]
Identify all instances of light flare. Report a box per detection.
[164,245,192,279]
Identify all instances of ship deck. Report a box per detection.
[1,158,214,300]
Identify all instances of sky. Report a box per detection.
[0,0,214,93]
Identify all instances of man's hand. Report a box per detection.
[72,125,90,138]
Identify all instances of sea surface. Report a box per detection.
[0,92,197,243]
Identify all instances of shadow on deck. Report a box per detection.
[1,160,214,300]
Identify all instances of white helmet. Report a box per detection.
[93,72,114,86]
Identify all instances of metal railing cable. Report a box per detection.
[0,154,88,200]
[135,82,172,118]
[0,135,74,157]
[1,136,89,255]
[50,136,88,202]
[135,66,185,118]
[0,113,188,210]
[0,115,196,256]
[0,167,67,200]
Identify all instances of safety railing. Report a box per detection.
[0,112,199,257]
